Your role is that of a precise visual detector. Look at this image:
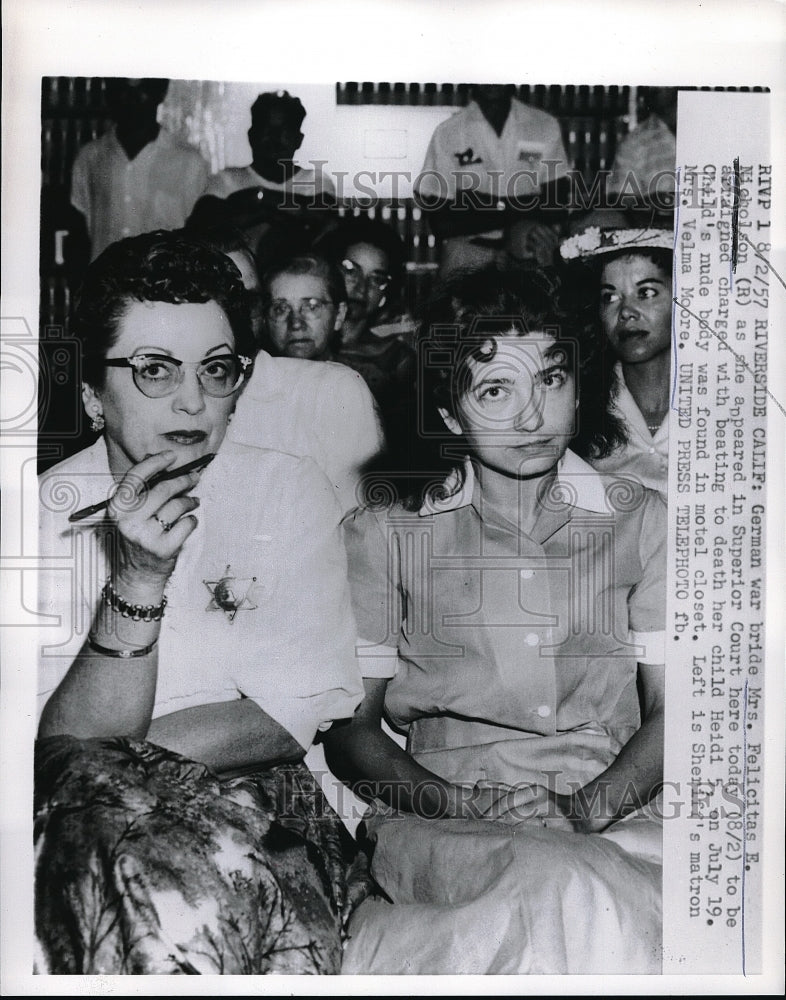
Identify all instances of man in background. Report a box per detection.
[70,78,209,260]
[415,84,570,275]
[608,86,678,219]
[188,90,336,265]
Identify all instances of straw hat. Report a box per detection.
[560,223,673,261]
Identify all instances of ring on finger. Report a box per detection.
[154,514,174,533]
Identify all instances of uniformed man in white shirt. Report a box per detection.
[416,84,571,275]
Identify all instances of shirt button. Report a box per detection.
[520,569,534,580]
[537,705,551,718]
[525,633,539,646]
[648,446,656,454]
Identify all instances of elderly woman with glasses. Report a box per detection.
[35,231,364,975]
[186,227,384,517]
[260,253,348,362]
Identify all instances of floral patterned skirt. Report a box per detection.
[34,735,356,975]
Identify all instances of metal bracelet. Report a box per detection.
[87,633,158,658]
[102,579,167,622]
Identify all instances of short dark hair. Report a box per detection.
[105,78,170,113]
[74,230,256,388]
[261,253,347,307]
[595,246,673,278]
[193,222,256,258]
[361,265,626,511]
[313,217,407,293]
[422,266,624,455]
[250,91,306,128]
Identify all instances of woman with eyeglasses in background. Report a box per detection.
[34,231,364,974]
[189,228,384,517]
[314,217,416,423]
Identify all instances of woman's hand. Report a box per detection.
[468,781,577,831]
[108,450,202,599]
[463,781,539,823]
[37,446,203,743]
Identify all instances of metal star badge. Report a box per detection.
[204,565,258,621]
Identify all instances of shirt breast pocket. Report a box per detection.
[516,141,546,167]
[513,143,548,194]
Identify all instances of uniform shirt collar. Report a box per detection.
[63,439,114,507]
[466,96,524,121]
[106,124,170,157]
[419,449,611,518]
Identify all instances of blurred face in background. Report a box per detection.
[472,84,513,134]
[264,270,346,361]
[248,108,304,169]
[339,242,392,343]
[106,78,169,129]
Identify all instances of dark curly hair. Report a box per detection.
[74,230,256,389]
[250,91,306,129]
[360,264,627,511]
[562,244,674,397]
[591,246,673,281]
[312,216,407,298]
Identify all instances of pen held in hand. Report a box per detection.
[68,453,216,523]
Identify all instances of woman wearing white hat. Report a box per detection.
[560,225,673,496]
